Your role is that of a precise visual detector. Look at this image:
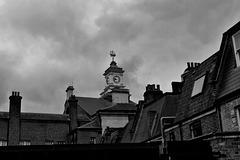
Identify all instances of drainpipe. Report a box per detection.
[179,123,183,141]
[161,116,175,154]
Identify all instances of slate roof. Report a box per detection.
[217,21,240,99]
[78,119,101,129]
[75,97,112,116]
[121,119,135,143]
[0,112,90,122]
[103,61,124,76]
[174,52,220,123]
[98,103,137,113]
[130,94,179,143]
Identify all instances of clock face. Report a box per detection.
[113,75,120,84]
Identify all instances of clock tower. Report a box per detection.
[100,51,130,103]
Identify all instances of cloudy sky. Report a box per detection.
[0,0,239,114]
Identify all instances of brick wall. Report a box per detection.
[181,123,191,140]
[77,129,101,144]
[220,96,240,132]
[20,120,69,145]
[165,127,181,141]
[209,136,240,160]
[0,120,8,141]
[202,112,220,134]
[165,112,220,141]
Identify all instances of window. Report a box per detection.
[191,75,205,97]
[0,140,7,146]
[90,137,96,144]
[57,141,65,145]
[169,132,175,141]
[236,107,240,131]
[20,141,31,146]
[233,31,240,67]
[45,140,54,145]
[190,120,202,138]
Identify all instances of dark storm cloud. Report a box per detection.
[0,0,239,113]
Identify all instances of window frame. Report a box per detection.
[191,75,206,97]
[90,137,97,144]
[45,140,54,145]
[19,140,31,146]
[190,120,202,138]
[169,132,175,141]
[57,141,66,145]
[0,140,7,146]
[232,30,240,67]
[235,106,240,131]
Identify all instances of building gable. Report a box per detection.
[174,53,219,123]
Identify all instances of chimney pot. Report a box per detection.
[187,62,190,68]
[190,62,194,68]
[194,63,197,67]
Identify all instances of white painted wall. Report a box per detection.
[112,93,129,103]
[101,115,129,134]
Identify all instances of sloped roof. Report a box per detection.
[0,112,90,122]
[174,52,220,122]
[132,94,179,143]
[103,61,124,76]
[75,97,112,116]
[21,113,70,121]
[98,103,137,113]
[121,119,134,143]
[78,119,101,129]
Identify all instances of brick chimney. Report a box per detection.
[143,84,163,104]
[171,82,183,94]
[8,91,22,146]
[66,86,74,100]
[68,95,78,132]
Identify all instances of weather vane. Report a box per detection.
[110,50,116,62]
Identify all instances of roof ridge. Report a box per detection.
[78,120,100,129]
[75,96,99,99]
[21,112,68,116]
[98,103,116,111]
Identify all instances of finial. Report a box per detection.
[110,50,116,62]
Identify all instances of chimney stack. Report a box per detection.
[66,86,74,100]
[171,82,182,94]
[182,62,201,81]
[68,95,78,132]
[8,91,22,146]
[144,84,163,104]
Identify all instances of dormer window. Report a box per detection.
[191,75,206,97]
[232,30,240,67]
